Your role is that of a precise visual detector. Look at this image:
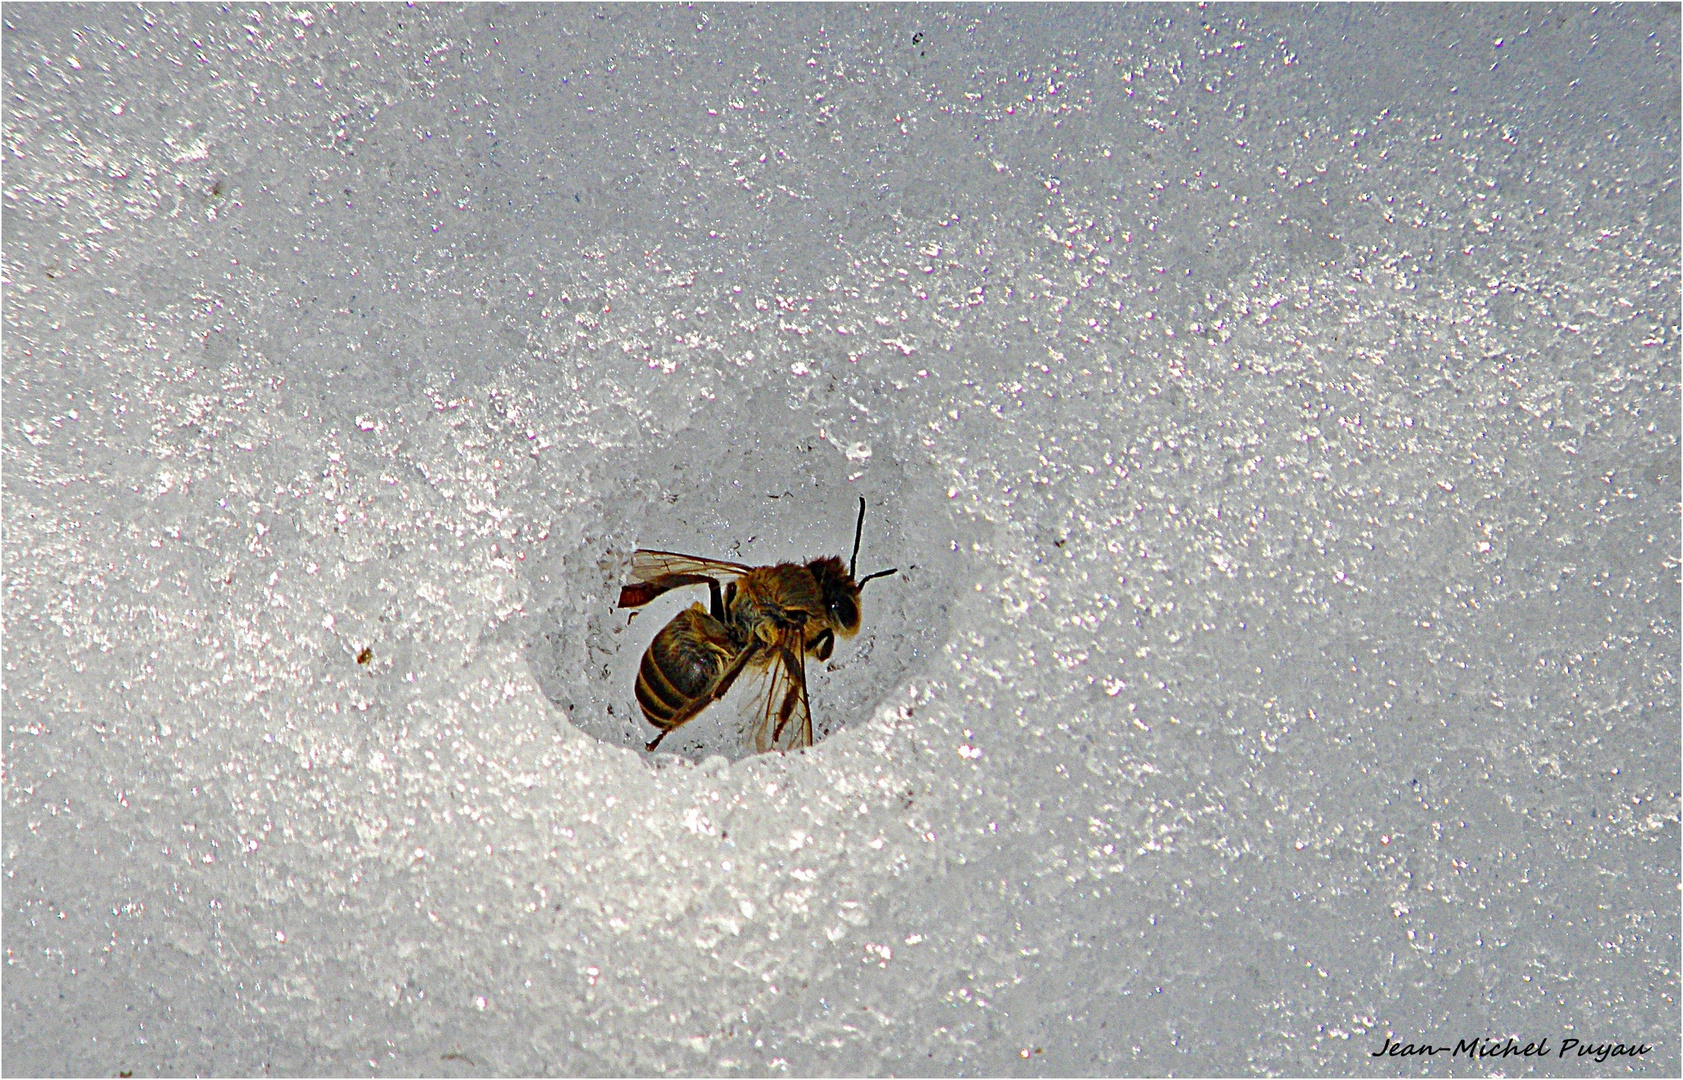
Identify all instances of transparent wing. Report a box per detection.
[630,549,752,583]
[619,549,753,609]
[750,637,813,754]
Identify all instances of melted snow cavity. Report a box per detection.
[525,398,963,762]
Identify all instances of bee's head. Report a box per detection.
[806,555,863,635]
[807,498,897,636]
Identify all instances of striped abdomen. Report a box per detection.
[635,606,741,730]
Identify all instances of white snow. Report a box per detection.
[3,5,1677,1075]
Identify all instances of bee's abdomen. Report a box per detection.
[636,608,734,729]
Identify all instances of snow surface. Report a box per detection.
[3,4,1677,1075]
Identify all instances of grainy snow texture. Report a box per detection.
[3,4,1678,1076]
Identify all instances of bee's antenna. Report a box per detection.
[849,496,867,578]
[857,567,898,589]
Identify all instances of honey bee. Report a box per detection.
[617,498,898,753]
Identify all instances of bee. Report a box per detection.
[617,498,898,753]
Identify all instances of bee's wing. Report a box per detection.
[751,637,813,753]
[630,550,753,582]
[618,549,753,608]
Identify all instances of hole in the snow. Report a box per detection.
[524,403,965,764]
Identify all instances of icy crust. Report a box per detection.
[525,398,963,762]
[4,3,1679,1077]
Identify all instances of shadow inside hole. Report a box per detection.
[524,415,965,764]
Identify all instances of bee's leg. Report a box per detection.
[723,581,737,619]
[811,628,835,663]
[771,644,812,746]
[707,578,725,622]
[703,642,758,705]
